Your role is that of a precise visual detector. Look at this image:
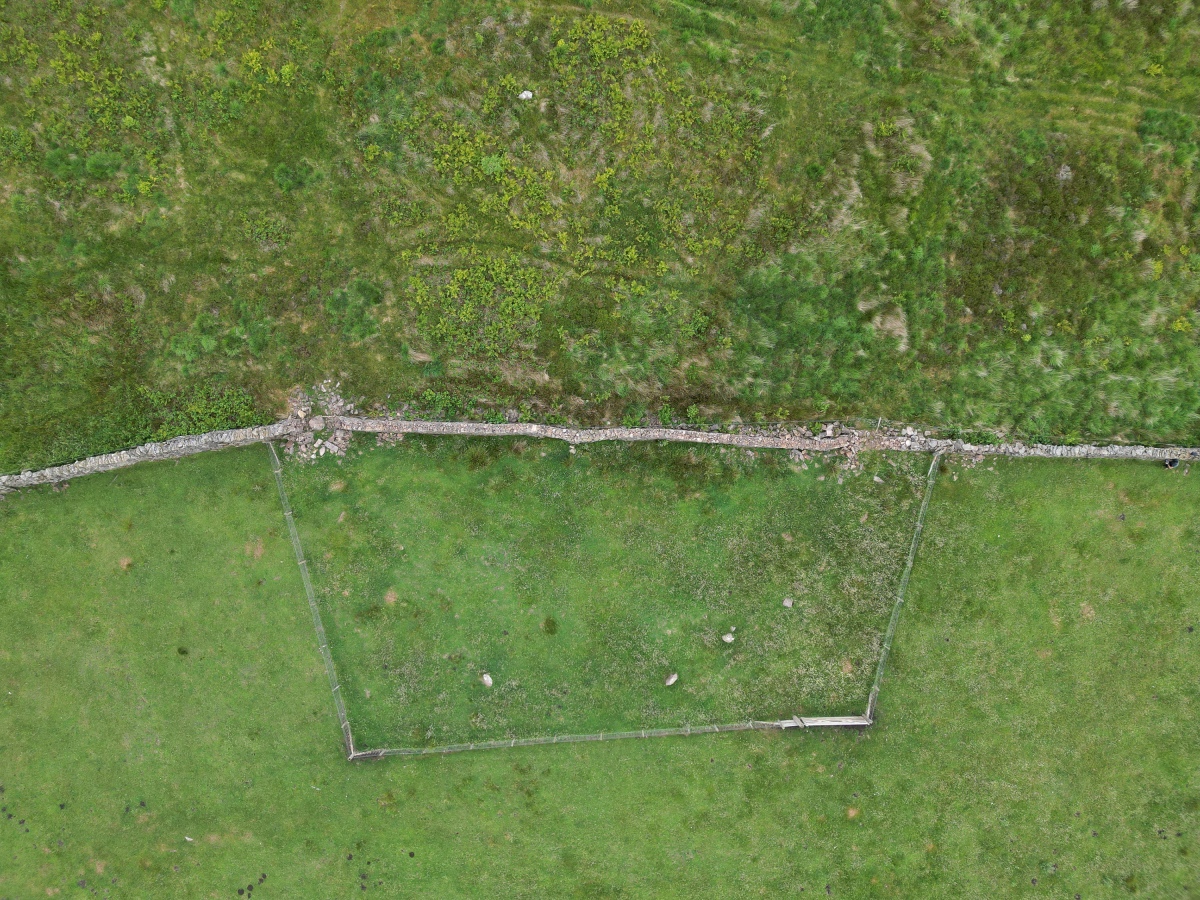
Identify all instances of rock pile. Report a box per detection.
[281,382,361,461]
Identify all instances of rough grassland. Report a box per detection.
[282,437,927,747]
[3,0,1200,474]
[0,447,1196,897]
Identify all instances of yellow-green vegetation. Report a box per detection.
[3,0,1200,473]
[282,436,928,747]
[2,446,1197,895]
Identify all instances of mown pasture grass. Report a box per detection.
[0,444,1197,896]
[281,436,928,747]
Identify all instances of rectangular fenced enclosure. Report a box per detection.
[281,434,932,750]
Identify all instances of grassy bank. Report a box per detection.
[0,446,1196,896]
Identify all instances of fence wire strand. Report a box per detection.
[353,721,798,759]
[268,442,355,756]
[865,452,942,723]
[267,439,936,761]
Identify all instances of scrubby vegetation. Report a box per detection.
[3,0,1199,473]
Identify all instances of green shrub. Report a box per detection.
[622,404,646,427]
[325,278,383,340]
[241,213,291,246]
[136,385,264,441]
[272,161,315,192]
[45,148,84,181]
[412,255,554,359]
[0,126,34,162]
[1138,109,1196,145]
[85,151,123,179]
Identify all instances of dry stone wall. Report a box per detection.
[0,421,303,493]
[3,415,1197,495]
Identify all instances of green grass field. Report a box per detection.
[3,0,1200,474]
[2,445,1197,896]
[281,436,928,747]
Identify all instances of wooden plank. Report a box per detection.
[799,716,872,728]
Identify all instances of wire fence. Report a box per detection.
[269,438,940,760]
[268,442,355,756]
[350,722,804,759]
[865,452,942,723]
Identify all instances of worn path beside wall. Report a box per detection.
[2,416,1197,493]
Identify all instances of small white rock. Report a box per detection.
[665,672,679,686]
[783,597,794,608]
[481,673,493,687]
[518,90,533,100]
[873,475,884,484]
[722,633,735,644]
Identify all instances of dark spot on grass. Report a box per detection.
[238,891,244,896]
[178,647,188,655]
[59,803,65,809]
[542,616,558,635]
[356,604,384,622]
[347,854,352,860]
